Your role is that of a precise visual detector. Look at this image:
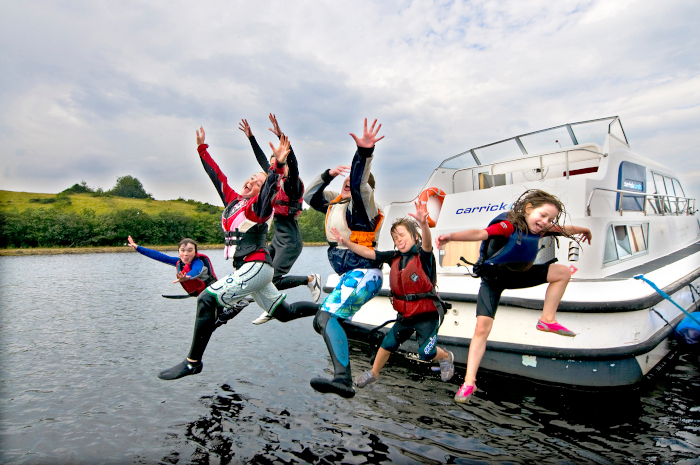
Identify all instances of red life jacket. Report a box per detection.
[389,253,438,318]
[273,179,304,217]
[176,253,218,296]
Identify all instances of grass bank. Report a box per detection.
[0,243,327,256]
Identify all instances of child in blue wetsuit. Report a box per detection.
[329,200,455,388]
[127,236,217,296]
[295,118,385,398]
[435,189,592,404]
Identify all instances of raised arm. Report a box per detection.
[268,114,302,199]
[244,136,290,222]
[329,227,377,260]
[128,236,179,266]
[408,200,432,252]
[240,119,270,172]
[348,119,383,227]
[435,229,488,249]
[197,126,239,206]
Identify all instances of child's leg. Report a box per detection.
[540,264,572,324]
[371,348,392,376]
[465,315,494,385]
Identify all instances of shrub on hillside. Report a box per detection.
[108,176,152,199]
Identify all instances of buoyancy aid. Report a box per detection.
[325,195,384,248]
[476,212,543,275]
[389,252,439,318]
[221,198,271,260]
[273,179,304,217]
[177,253,218,296]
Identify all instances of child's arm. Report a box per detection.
[128,235,179,266]
[408,200,432,252]
[329,227,377,260]
[239,118,271,172]
[435,229,488,249]
[551,225,592,244]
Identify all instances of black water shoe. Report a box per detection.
[158,359,203,380]
[310,377,355,398]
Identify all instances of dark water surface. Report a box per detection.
[1,248,700,464]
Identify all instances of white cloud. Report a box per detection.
[1,0,698,207]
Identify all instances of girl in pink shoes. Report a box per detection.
[434,190,591,403]
[329,200,455,389]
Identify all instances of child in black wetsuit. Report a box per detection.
[329,200,455,388]
[434,189,592,403]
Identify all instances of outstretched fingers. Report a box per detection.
[270,134,291,163]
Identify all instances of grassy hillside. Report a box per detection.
[0,190,222,215]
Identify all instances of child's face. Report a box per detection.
[179,243,196,264]
[525,203,559,234]
[241,173,265,198]
[340,176,352,199]
[391,225,416,253]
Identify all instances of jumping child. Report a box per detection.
[239,115,322,322]
[328,200,455,388]
[434,189,592,403]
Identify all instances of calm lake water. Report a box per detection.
[1,247,700,464]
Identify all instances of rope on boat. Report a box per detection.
[634,274,700,326]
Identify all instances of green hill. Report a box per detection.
[0,190,326,249]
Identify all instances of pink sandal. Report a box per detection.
[454,384,477,403]
[536,320,576,337]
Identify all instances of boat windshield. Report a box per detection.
[439,116,627,168]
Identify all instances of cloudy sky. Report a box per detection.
[1,0,699,207]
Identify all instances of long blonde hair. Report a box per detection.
[507,189,578,241]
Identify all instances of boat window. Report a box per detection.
[614,225,632,258]
[519,127,574,154]
[652,172,672,212]
[646,171,660,214]
[604,226,618,263]
[604,223,650,265]
[609,118,628,145]
[570,120,610,146]
[473,140,523,165]
[478,172,506,189]
[440,152,477,170]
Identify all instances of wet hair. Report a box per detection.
[390,217,422,248]
[507,189,577,240]
[178,238,198,254]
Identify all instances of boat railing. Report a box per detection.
[586,187,697,216]
[452,147,604,192]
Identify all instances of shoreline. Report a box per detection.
[0,243,327,256]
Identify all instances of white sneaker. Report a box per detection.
[308,273,322,303]
[252,311,273,325]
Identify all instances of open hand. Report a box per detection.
[578,229,592,245]
[127,235,138,250]
[196,126,206,146]
[268,113,282,138]
[329,165,351,177]
[238,119,253,138]
[350,118,384,148]
[329,227,346,246]
[270,134,291,164]
[172,270,191,283]
[408,200,429,225]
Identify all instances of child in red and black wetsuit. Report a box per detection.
[239,115,322,320]
[329,200,455,388]
[435,189,592,403]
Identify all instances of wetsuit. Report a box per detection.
[475,213,558,318]
[301,144,383,395]
[248,135,308,290]
[375,246,442,361]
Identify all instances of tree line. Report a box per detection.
[0,177,327,248]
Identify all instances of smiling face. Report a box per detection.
[391,225,417,253]
[525,202,560,234]
[178,242,197,264]
[241,172,266,198]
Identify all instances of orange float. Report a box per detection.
[418,187,446,227]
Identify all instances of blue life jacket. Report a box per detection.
[475,212,543,275]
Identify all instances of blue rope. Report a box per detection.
[634,274,700,326]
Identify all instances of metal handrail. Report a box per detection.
[452,147,604,192]
[585,187,696,217]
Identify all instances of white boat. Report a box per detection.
[330,116,700,387]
